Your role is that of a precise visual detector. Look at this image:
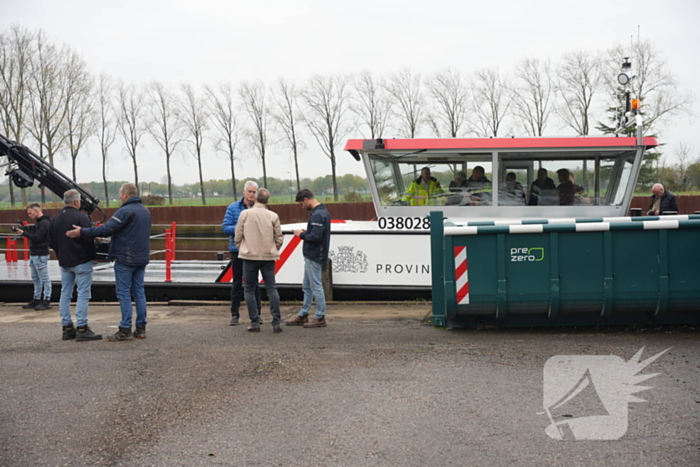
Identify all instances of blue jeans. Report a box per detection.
[59,261,93,327]
[30,255,51,300]
[230,252,260,317]
[300,257,326,319]
[114,261,147,329]
[243,260,280,325]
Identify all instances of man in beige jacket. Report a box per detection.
[234,188,284,333]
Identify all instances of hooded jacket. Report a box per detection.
[22,214,51,256]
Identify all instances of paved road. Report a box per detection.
[0,303,698,467]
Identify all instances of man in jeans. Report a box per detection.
[48,190,101,341]
[234,188,284,333]
[287,189,331,328]
[222,181,261,326]
[16,203,52,310]
[67,183,151,341]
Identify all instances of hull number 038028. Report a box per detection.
[377,217,431,230]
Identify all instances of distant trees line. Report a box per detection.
[0,174,370,205]
[0,24,695,208]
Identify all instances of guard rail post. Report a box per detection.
[10,237,18,262]
[165,229,172,283]
[22,221,29,261]
[171,222,177,261]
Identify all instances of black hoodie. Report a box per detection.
[22,214,51,256]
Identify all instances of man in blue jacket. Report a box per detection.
[222,180,261,326]
[67,183,151,341]
[287,189,331,328]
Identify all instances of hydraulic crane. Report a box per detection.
[0,133,106,222]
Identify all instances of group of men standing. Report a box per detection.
[17,183,151,342]
[223,183,331,332]
[17,179,329,339]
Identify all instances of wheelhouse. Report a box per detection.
[345,136,658,220]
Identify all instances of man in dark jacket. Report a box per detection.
[16,203,52,310]
[647,184,679,215]
[48,190,101,341]
[67,183,151,341]
[287,189,331,328]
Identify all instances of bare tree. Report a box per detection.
[64,50,95,182]
[603,40,695,136]
[239,81,270,188]
[301,75,351,201]
[425,68,469,138]
[511,58,555,136]
[351,71,391,139]
[180,84,209,205]
[0,25,34,206]
[93,73,117,207]
[116,81,147,188]
[206,82,242,197]
[148,81,183,205]
[555,50,603,136]
[26,31,70,202]
[272,78,304,191]
[471,67,511,137]
[387,68,424,138]
[673,143,694,192]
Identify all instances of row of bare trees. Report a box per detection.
[1,24,694,207]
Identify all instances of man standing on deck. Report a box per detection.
[223,180,261,326]
[66,183,151,342]
[16,203,52,311]
[287,189,331,328]
[48,190,101,341]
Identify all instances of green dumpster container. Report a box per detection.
[430,211,700,327]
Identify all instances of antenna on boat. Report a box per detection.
[614,57,643,145]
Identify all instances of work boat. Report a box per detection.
[273,134,658,297]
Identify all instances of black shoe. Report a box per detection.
[62,324,76,341]
[76,325,103,342]
[34,300,52,311]
[247,324,260,332]
[106,327,133,342]
[133,325,146,339]
[229,316,239,326]
[22,299,41,309]
[273,325,283,334]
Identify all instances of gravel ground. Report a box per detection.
[0,303,698,467]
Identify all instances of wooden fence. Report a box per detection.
[0,201,378,226]
[2,196,699,226]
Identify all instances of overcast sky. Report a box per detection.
[2,0,698,188]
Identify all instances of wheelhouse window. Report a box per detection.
[497,151,636,207]
[368,148,636,208]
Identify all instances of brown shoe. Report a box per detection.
[286,315,309,326]
[303,317,326,328]
[247,325,260,332]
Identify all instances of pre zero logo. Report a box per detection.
[541,347,669,440]
[510,247,545,262]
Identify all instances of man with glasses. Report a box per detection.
[222,181,261,326]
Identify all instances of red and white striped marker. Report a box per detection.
[454,246,469,305]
